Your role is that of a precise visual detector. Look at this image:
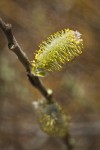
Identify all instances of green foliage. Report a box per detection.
[31,29,83,77]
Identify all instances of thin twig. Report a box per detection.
[62,133,74,150]
[0,18,53,103]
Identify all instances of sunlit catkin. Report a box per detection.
[33,100,70,137]
[31,29,83,77]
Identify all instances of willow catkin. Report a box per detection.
[33,100,70,137]
[31,29,83,76]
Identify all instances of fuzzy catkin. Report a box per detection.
[33,100,70,137]
[31,29,83,77]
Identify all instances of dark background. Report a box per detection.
[0,0,100,150]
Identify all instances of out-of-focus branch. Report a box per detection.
[0,18,53,103]
[62,133,74,150]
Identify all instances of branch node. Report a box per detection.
[6,23,12,30]
[8,43,15,50]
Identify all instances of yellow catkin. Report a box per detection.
[31,29,83,77]
[34,100,70,137]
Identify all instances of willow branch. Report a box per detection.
[62,133,74,150]
[0,18,73,150]
[0,18,53,103]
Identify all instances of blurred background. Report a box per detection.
[0,0,100,150]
